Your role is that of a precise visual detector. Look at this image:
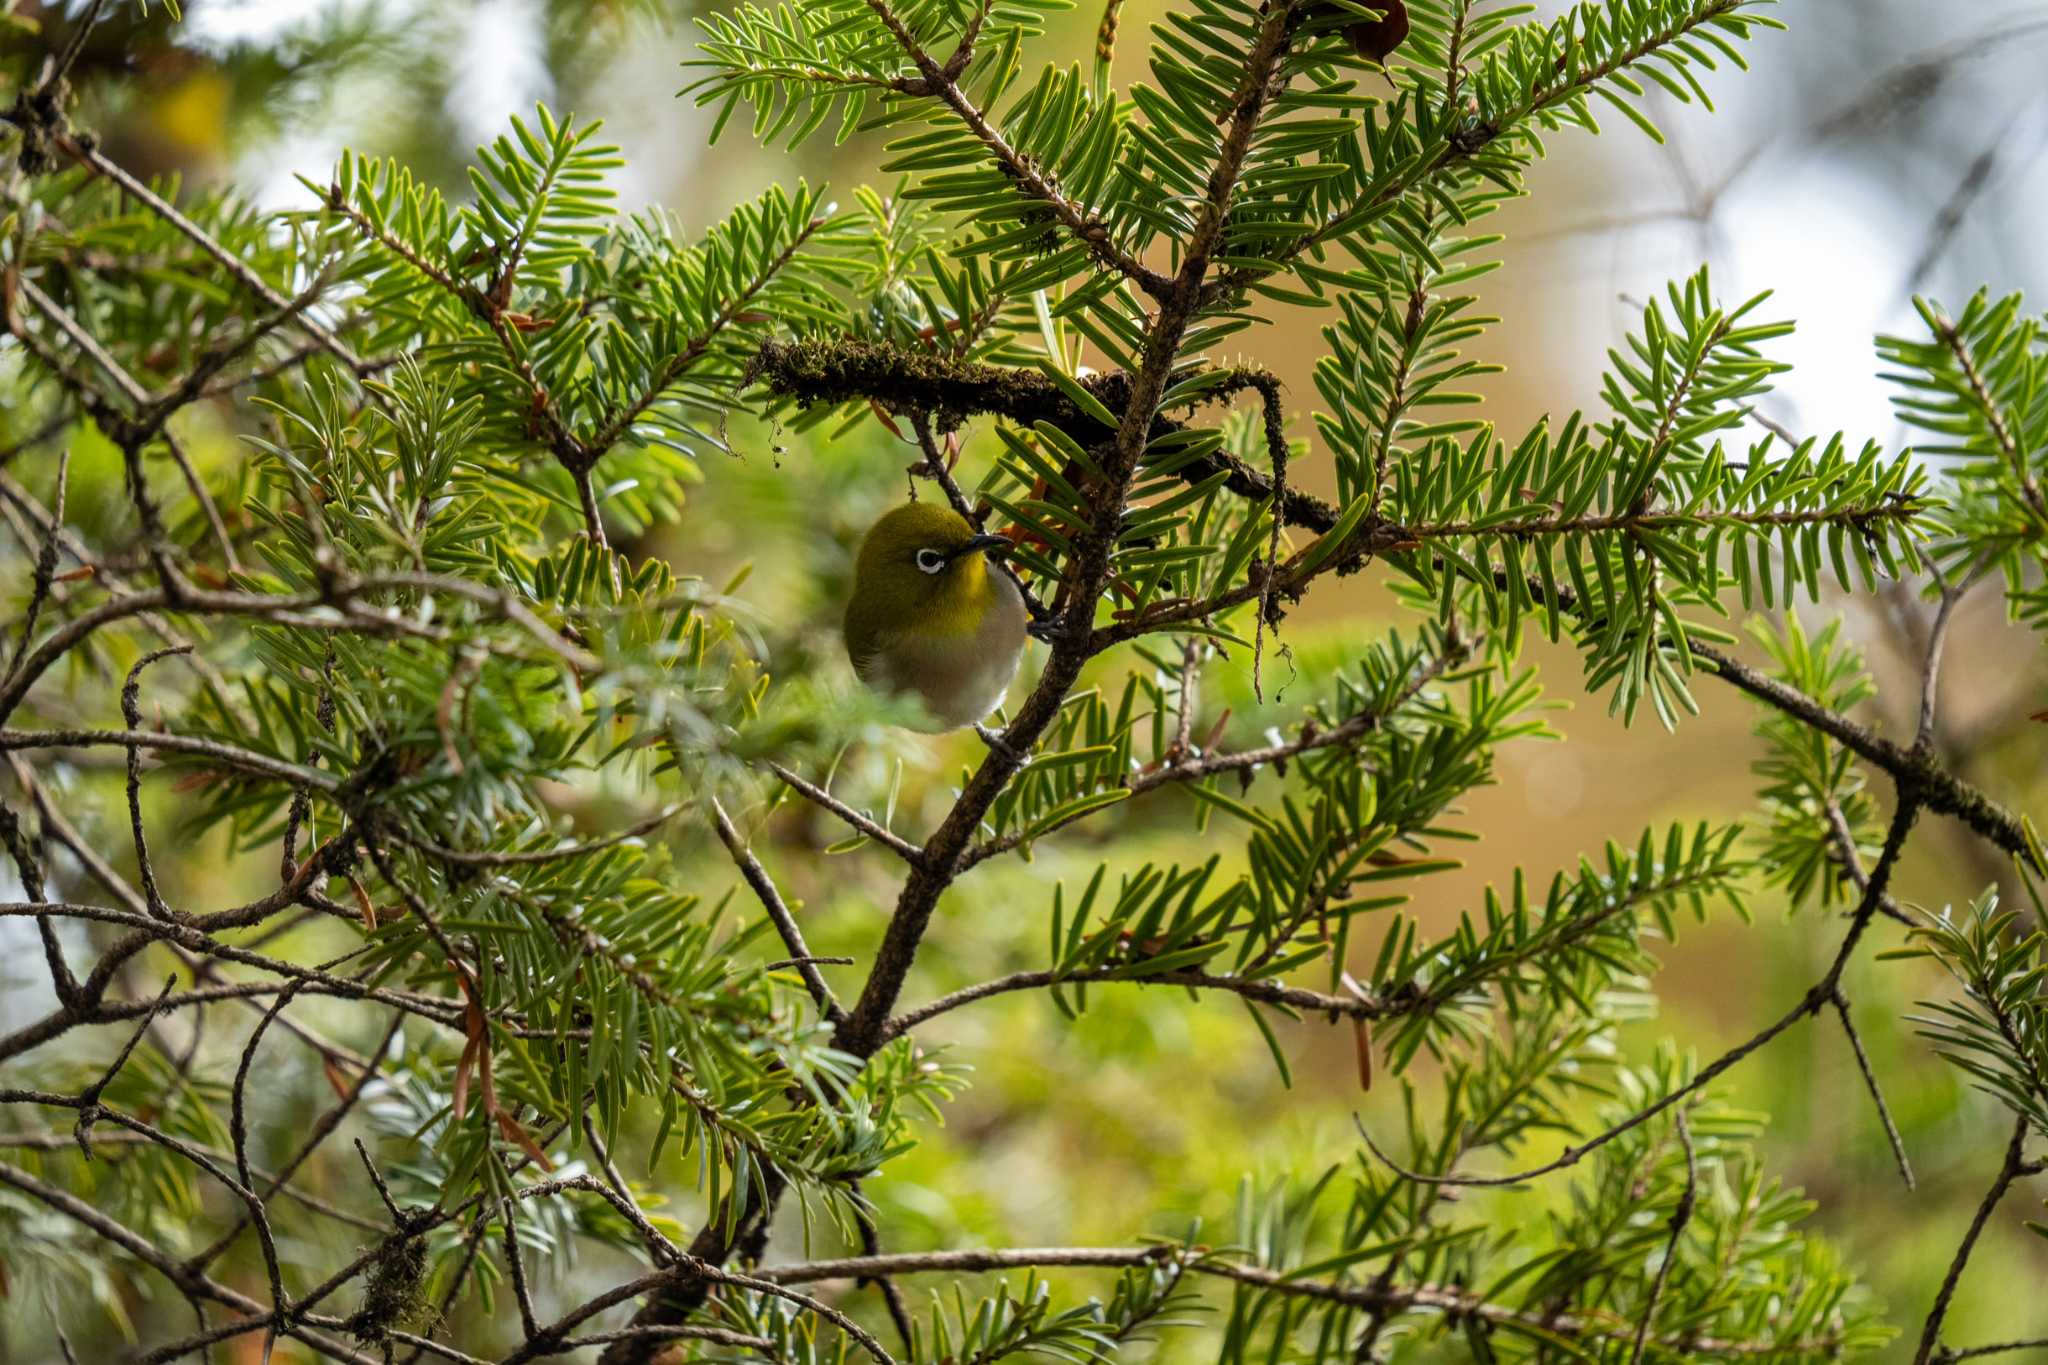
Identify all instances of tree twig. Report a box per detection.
[1915,1115,2045,1365]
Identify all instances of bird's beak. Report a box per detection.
[955,533,1013,561]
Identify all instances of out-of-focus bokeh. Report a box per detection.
[7,0,2048,1353]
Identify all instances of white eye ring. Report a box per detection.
[914,548,947,575]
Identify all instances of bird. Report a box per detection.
[1343,0,1408,64]
[843,502,1030,732]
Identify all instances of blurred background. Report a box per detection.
[5,0,2048,1356]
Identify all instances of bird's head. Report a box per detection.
[850,502,1012,632]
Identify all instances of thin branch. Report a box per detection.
[1694,642,2030,863]
[755,1244,1846,1355]
[13,272,153,410]
[849,1176,918,1353]
[501,1199,542,1342]
[1823,797,1913,926]
[1940,1338,2048,1363]
[1917,557,1979,749]
[1831,987,1915,1191]
[4,443,68,679]
[886,964,1382,1042]
[1915,1115,2045,1365]
[0,775,78,1008]
[959,641,1459,869]
[229,979,308,1193]
[73,974,178,1155]
[710,797,844,1022]
[37,0,113,99]
[500,1174,898,1365]
[0,1160,300,1344]
[0,726,338,790]
[122,644,190,919]
[547,1326,779,1354]
[1627,1109,1696,1365]
[767,762,925,865]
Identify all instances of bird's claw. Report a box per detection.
[975,723,1027,765]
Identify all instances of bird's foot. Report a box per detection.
[975,723,1027,765]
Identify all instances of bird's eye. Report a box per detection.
[914,548,947,575]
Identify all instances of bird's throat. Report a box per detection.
[922,555,996,638]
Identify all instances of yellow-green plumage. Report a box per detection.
[844,503,1029,730]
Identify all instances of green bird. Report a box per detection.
[843,502,1030,731]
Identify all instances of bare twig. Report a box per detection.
[72,974,177,1156]
[1831,987,1915,1191]
[501,1199,542,1341]
[767,762,925,864]
[753,1243,1846,1355]
[710,796,844,1023]
[886,964,1382,1041]
[1940,1338,2048,1363]
[55,134,369,372]
[229,980,310,1191]
[121,644,191,919]
[1915,1115,2045,1365]
[4,444,68,679]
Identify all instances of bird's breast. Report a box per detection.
[858,571,1028,730]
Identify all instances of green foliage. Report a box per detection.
[1378,272,1930,726]
[1879,290,2048,625]
[0,0,2039,1361]
[1889,891,2048,1140]
[1748,615,1882,911]
[1210,1042,1889,1362]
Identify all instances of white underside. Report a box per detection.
[856,573,1029,730]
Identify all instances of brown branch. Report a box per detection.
[4,444,67,680]
[754,1244,1846,1355]
[0,726,339,790]
[120,644,189,920]
[1823,797,1913,927]
[1915,1115,2045,1365]
[1940,1338,2048,1363]
[501,1175,898,1365]
[1831,986,1916,1192]
[767,762,926,865]
[1694,642,2030,862]
[885,964,1382,1041]
[710,796,845,1023]
[1626,1109,1697,1365]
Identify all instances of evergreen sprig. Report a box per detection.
[0,1,2040,1362]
